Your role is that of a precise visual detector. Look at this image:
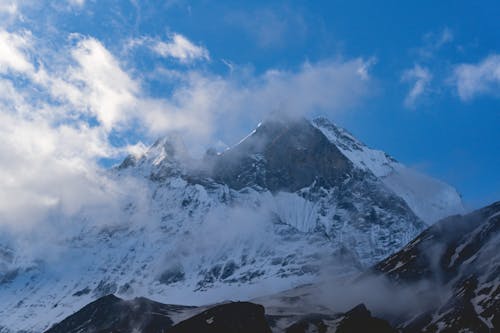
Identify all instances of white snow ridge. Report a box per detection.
[312,117,464,223]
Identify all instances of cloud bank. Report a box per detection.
[0,14,374,240]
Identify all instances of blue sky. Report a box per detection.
[0,0,498,215]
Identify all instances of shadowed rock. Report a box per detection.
[168,301,272,333]
[336,304,397,333]
[44,295,194,333]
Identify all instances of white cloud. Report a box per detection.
[128,33,209,63]
[0,31,136,230]
[0,81,121,229]
[67,37,140,130]
[0,30,33,73]
[401,64,432,108]
[452,54,500,100]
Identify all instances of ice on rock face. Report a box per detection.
[0,116,462,333]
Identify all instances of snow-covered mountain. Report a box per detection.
[0,116,464,332]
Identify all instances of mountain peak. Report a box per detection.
[209,117,353,192]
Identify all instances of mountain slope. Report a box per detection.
[374,201,500,332]
[0,116,462,332]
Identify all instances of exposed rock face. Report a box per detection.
[209,118,351,192]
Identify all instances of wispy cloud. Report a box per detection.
[0,30,33,73]
[153,34,209,62]
[128,33,209,63]
[452,54,500,101]
[400,28,453,108]
[416,27,454,59]
[401,64,433,108]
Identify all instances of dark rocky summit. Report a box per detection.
[208,118,352,192]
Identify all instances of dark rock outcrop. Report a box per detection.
[336,304,397,333]
[44,295,194,333]
[45,297,271,333]
[168,301,272,333]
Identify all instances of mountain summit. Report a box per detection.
[0,116,464,332]
[208,118,353,192]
